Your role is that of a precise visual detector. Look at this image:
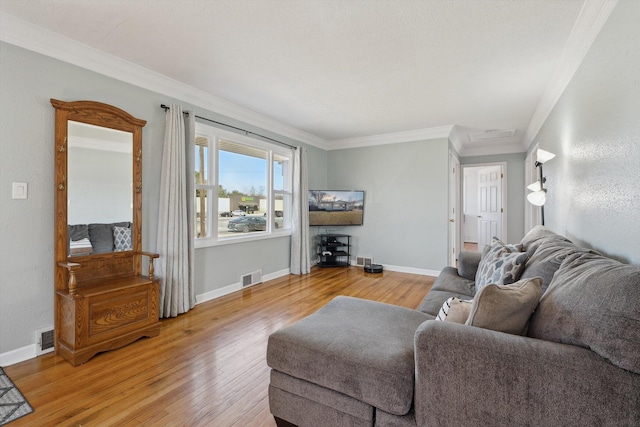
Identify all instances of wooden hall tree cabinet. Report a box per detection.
[51,99,161,366]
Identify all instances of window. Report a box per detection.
[194,123,292,246]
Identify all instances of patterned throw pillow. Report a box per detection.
[482,237,522,259]
[475,238,528,292]
[113,226,132,252]
[436,297,454,321]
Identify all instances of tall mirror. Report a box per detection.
[51,99,145,270]
[51,99,160,366]
[67,121,134,255]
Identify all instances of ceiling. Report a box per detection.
[0,1,611,155]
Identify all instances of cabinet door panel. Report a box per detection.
[88,286,152,339]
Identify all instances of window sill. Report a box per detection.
[195,229,292,249]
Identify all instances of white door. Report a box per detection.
[448,153,460,266]
[477,165,503,247]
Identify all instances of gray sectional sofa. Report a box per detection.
[266,226,640,426]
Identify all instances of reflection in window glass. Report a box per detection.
[218,140,268,239]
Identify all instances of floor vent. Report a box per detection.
[241,270,262,287]
[36,327,54,356]
[354,256,374,267]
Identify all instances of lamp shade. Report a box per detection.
[527,190,546,206]
[527,181,542,191]
[536,149,556,164]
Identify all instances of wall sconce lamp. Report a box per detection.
[526,149,555,225]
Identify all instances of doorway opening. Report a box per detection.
[462,162,507,251]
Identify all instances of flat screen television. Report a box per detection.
[308,190,365,226]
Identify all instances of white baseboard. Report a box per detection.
[0,344,37,367]
[379,264,441,277]
[195,268,290,305]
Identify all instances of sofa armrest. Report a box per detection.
[414,321,640,427]
[456,251,482,280]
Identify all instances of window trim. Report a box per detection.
[194,123,293,249]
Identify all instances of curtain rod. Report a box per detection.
[160,104,296,150]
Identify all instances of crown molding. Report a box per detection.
[449,125,526,157]
[522,0,618,151]
[0,13,327,150]
[326,125,454,151]
[448,126,466,156]
[456,141,527,158]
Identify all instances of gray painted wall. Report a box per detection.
[529,0,640,265]
[326,139,450,271]
[0,42,325,355]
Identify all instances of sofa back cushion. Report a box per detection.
[519,239,589,294]
[520,225,572,255]
[528,252,640,374]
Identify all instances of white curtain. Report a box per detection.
[156,104,196,317]
[290,146,311,274]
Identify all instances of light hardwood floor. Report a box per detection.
[5,267,434,427]
[463,242,478,252]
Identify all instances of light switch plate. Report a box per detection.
[12,182,28,199]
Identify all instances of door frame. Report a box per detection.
[461,161,508,245]
[448,152,461,267]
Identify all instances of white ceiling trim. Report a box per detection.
[521,0,618,152]
[455,141,528,158]
[0,13,327,150]
[326,126,454,151]
[449,126,523,157]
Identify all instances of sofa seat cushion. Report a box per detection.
[528,252,640,374]
[267,296,430,416]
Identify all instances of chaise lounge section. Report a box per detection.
[266,226,640,426]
